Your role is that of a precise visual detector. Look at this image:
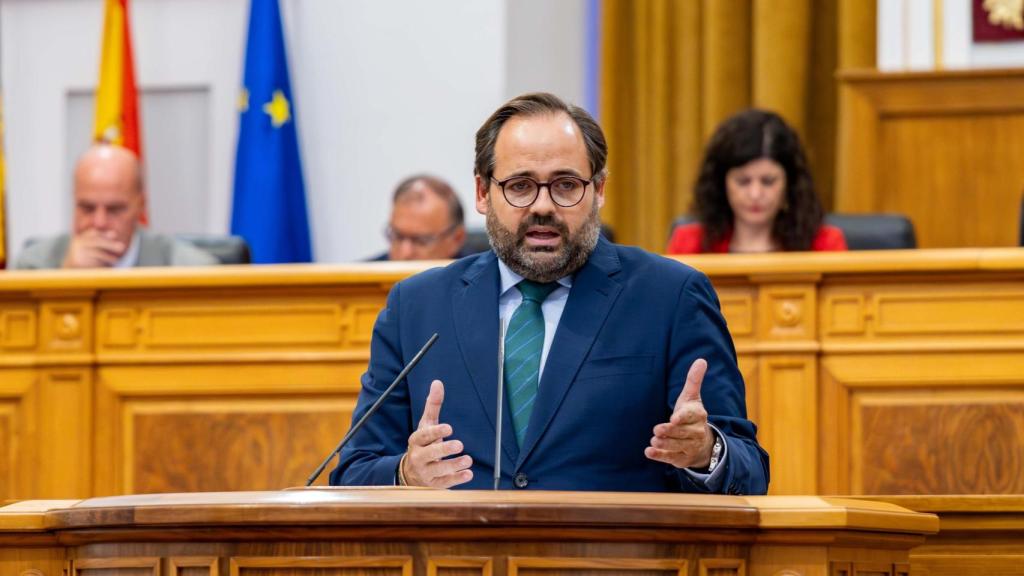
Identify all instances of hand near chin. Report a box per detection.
[62,229,126,268]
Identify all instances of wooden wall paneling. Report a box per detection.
[698,558,745,576]
[427,556,493,576]
[824,352,1024,495]
[756,355,818,496]
[0,302,39,357]
[821,280,1024,349]
[748,545,825,576]
[38,370,92,498]
[0,370,35,501]
[73,556,159,575]
[819,357,852,495]
[94,364,358,495]
[39,297,93,358]
[506,556,687,575]
[229,555,413,576]
[715,282,761,429]
[753,279,819,496]
[169,556,218,576]
[0,546,68,576]
[836,69,1024,248]
[95,287,384,362]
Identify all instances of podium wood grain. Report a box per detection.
[0,491,936,576]
[1,250,1023,499]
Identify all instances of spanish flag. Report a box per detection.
[93,0,142,157]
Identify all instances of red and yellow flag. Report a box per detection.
[94,0,142,158]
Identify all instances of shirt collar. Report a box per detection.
[114,230,141,268]
[497,258,573,297]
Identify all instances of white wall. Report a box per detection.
[1,0,590,265]
[878,0,1024,71]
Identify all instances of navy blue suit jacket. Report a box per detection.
[330,238,769,494]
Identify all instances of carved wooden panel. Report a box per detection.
[170,557,218,576]
[96,291,385,356]
[756,356,817,495]
[0,370,33,500]
[698,558,745,576]
[837,69,1024,248]
[40,300,92,353]
[73,557,159,575]
[0,306,37,351]
[508,557,687,576]
[427,557,492,576]
[0,404,11,498]
[125,397,354,493]
[854,391,1024,494]
[737,356,759,427]
[758,285,815,341]
[820,352,1024,495]
[913,553,1024,576]
[39,370,92,498]
[229,555,412,576]
[821,283,1024,346]
[716,286,756,344]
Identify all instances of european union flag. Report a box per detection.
[231,0,312,263]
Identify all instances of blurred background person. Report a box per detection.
[14,145,218,269]
[667,109,846,254]
[371,174,468,261]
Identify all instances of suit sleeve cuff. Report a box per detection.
[680,423,728,491]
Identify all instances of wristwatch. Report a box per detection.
[707,434,723,473]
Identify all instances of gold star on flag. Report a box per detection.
[263,90,291,128]
[238,88,249,113]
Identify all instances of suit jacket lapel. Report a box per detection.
[515,239,623,469]
[452,251,520,464]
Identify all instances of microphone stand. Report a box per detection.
[494,319,505,490]
[305,333,439,486]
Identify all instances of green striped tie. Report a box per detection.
[505,280,559,447]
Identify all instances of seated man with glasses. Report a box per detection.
[369,174,469,261]
[333,93,768,495]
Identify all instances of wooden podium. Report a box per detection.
[0,490,936,575]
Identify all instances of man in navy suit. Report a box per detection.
[331,93,769,494]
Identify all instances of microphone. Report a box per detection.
[494,319,505,490]
[305,332,440,486]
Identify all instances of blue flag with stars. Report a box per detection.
[231,0,312,263]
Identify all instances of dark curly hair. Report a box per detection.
[692,108,824,251]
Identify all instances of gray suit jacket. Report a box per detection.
[14,230,219,269]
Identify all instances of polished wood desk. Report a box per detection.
[0,490,936,576]
[1,249,1023,499]
[864,495,1024,576]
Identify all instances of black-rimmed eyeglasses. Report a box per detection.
[490,175,592,208]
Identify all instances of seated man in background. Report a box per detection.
[15,144,218,269]
[371,174,468,261]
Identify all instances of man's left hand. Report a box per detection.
[644,358,715,469]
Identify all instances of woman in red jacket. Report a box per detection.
[667,109,846,254]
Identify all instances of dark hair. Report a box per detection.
[392,174,464,227]
[474,92,607,183]
[692,108,824,251]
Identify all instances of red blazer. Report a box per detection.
[666,223,848,254]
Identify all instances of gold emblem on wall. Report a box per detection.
[983,0,1024,30]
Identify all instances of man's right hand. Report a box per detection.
[62,229,126,268]
[401,379,473,488]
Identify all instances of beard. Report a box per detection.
[486,198,602,283]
